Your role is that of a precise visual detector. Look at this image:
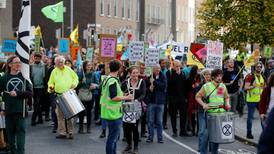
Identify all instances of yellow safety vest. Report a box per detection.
[246,74,264,103]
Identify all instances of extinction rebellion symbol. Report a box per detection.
[222,124,232,136]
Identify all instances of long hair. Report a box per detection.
[188,65,198,82]
[6,55,19,73]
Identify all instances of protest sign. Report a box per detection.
[129,41,144,62]
[2,39,16,53]
[190,43,206,62]
[206,41,223,69]
[264,46,272,59]
[58,38,70,54]
[34,36,41,53]
[86,47,94,61]
[100,34,117,58]
[187,51,205,69]
[145,48,159,67]
[70,45,80,61]
[157,41,185,58]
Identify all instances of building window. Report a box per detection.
[136,0,140,21]
[114,0,118,17]
[107,0,111,16]
[100,0,104,15]
[122,0,126,18]
[128,0,131,19]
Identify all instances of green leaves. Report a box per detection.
[197,0,274,49]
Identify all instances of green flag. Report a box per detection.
[41,1,64,22]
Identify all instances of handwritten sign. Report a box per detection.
[58,38,70,54]
[100,35,116,58]
[206,40,223,69]
[129,41,144,62]
[145,48,159,67]
[2,39,16,53]
[86,47,94,61]
[264,46,272,58]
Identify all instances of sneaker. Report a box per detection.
[56,134,66,139]
[122,146,132,153]
[68,134,74,139]
[146,138,153,143]
[132,147,139,154]
[52,129,57,133]
[141,133,147,138]
[158,139,164,143]
[78,128,84,134]
[99,130,106,138]
[172,133,178,137]
[246,133,254,139]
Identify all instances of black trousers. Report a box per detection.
[169,96,187,134]
[78,99,94,129]
[41,92,50,119]
[31,88,44,123]
[123,120,139,148]
[93,94,100,120]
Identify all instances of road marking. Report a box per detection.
[163,131,199,154]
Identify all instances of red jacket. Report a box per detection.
[259,86,271,115]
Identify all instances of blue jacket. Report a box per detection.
[146,72,167,105]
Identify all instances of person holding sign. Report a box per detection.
[195,69,230,154]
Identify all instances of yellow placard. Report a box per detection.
[187,51,205,69]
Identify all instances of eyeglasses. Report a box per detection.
[11,62,21,64]
[256,66,262,68]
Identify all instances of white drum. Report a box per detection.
[56,90,85,119]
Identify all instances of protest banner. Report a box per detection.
[206,40,223,69]
[58,38,70,54]
[99,34,117,62]
[129,41,144,62]
[145,48,159,67]
[2,39,16,53]
[70,45,80,61]
[86,47,94,61]
[157,41,185,58]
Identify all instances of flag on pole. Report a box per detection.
[244,49,260,68]
[41,1,64,22]
[16,0,31,84]
[34,25,42,37]
[70,25,79,44]
[187,51,205,69]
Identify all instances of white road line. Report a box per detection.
[163,131,199,154]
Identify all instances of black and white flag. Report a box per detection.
[16,0,31,83]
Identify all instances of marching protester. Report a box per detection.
[77,61,98,134]
[30,53,47,126]
[48,56,79,139]
[195,68,231,154]
[244,62,265,139]
[186,65,200,136]
[223,59,242,113]
[259,73,274,128]
[146,64,167,143]
[196,68,211,152]
[121,66,146,154]
[166,60,188,137]
[0,56,33,154]
[100,60,133,154]
[159,59,168,130]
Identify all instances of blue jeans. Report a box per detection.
[247,103,259,134]
[147,104,164,141]
[198,111,219,154]
[105,118,122,154]
[101,118,107,130]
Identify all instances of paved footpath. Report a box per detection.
[25,115,257,154]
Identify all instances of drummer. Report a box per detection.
[195,68,231,154]
[48,56,79,139]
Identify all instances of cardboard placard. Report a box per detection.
[2,39,17,53]
[58,38,70,54]
[129,41,144,62]
[145,48,159,67]
[99,34,117,62]
[206,41,223,69]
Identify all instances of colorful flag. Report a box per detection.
[244,49,260,68]
[34,25,42,37]
[16,0,31,84]
[187,51,205,69]
[195,47,207,61]
[41,1,64,22]
[70,25,79,44]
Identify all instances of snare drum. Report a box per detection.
[207,112,235,144]
[56,90,85,119]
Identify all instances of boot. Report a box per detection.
[78,126,84,134]
[99,129,106,138]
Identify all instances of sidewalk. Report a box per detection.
[234,107,262,146]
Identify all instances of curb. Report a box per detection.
[235,134,258,147]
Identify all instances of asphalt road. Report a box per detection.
[25,117,257,154]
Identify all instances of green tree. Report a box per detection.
[197,0,274,49]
